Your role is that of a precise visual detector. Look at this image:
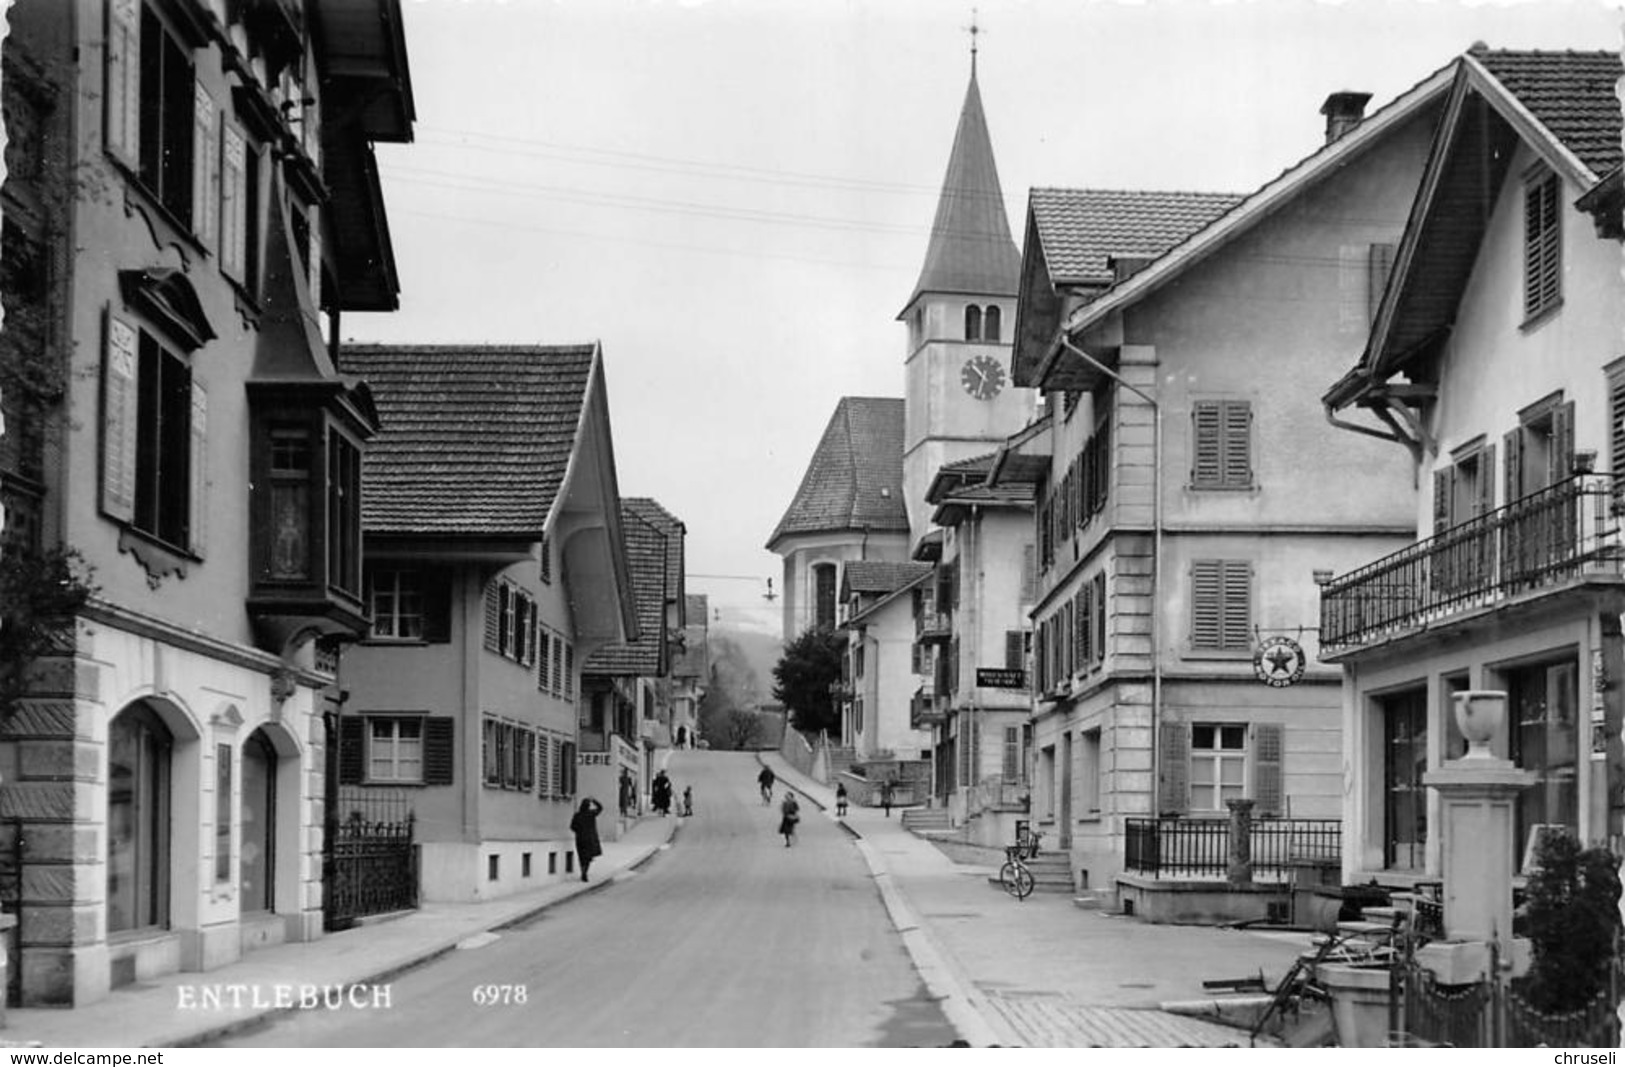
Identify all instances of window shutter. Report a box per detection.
[1222,561,1251,649]
[191,80,218,247]
[422,569,452,644]
[1191,403,1221,486]
[564,643,574,700]
[423,717,455,785]
[1079,583,1093,666]
[1611,372,1625,508]
[1367,243,1395,323]
[338,716,365,785]
[561,740,577,796]
[1222,402,1252,487]
[1190,560,1222,649]
[220,125,246,278]
[102,312,140,523]
[550,635,564,696]
[1005,630,1023,670]
[1252,723,1284,817]
[1433,467,1454,535]
[1021,544,1036,602]
[1093,571,1107,662]
[1552,400,1576,482]
[1478,443,1497,516]
[104,0,141,168]
[187,380,207,557]
[308,215,323,310]
[1159,721,1190,816]
[1525,176,1561,317]
[483,582,500,652]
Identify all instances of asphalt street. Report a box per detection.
[218,750,958,1047]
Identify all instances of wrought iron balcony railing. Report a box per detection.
[910,686,946,729]
[1320,474,1625,651]
[916,611,951,642]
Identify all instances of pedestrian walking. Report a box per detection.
[570,797,604,882]
[682,785,693,817]
[757,765,776,805]
[835,782,849,817]
[652,769,673,816]
[881,777,894,818]
[779,791,801,847]
[618,767,636,817]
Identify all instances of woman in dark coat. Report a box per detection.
[571,798,604,882]
[651,770,673,816]
[778,791,800,847]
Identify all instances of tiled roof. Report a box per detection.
[582,505,667,676]
[338,344,595,537]
[1475,48,1623,175]
[941,452,997,474]
[767,397,909,547]
[906,71,1022,306]
[842,560,934,595]
[1030,189,1244,288]
[625,497,684,608]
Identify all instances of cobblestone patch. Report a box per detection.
[983,990,1275,1048]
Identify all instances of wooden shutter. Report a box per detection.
[1093,571,1107,662]
[102,312,140,523]
[104,0,141,168]
[1551,400,1576,482]
[1020,544,1036,602]
[483,582,500,652]
[220,125,247,279]
[1222,402,1252,487]
[1502,429,1524,505]
[1222,561,1251,649]
[537,736,551,798]
[561,740,577,796]
[338,716,365,785]
[1252,723,1284,816]
[1079,583,1093,665]
[423,717,455,785]
[1192,402,1221,486]
[1525,176,1561,317]
[187,380,207,557]
[1005,630,1023,670]
[550,634,564,696]
[1478,443,1497,516]
[1159,721,1190,816]
[1433,467,1454,535]
[1367,243,1395,323]
[1191,560,1223,649]
[564,643,574,700]
[191,80,218,247]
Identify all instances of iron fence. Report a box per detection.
[1397,950,1623,1047]
[324,787,418,931]
[1123,816,1341,879]
[1320,474,1624,650]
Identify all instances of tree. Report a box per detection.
[722,708,763,750]
[772,628,843,737]
[1518,831,1621,1011]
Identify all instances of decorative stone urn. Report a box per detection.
[1451,690,1507,760]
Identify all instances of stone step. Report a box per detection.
[1073,889,1115,910]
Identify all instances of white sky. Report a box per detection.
[346,0,1624,637]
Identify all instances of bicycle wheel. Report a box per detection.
[1000,861,1034,899]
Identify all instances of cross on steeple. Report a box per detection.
[964,8,981,76]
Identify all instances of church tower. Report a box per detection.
[899,53,1031,543]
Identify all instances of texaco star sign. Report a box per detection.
[1253,636,1307,688]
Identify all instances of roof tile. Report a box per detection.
[1030,189,1244,287]
[1475,48,1623,175]
[768,397,909,546]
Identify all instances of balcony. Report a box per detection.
[911,685,945,729]
[1320,474,1625,653]
[916,612,952,643]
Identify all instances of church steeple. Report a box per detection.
[904,64,1021,310]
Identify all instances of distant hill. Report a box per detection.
[716,627,784,702]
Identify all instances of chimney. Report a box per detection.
[1320,91,1373,144]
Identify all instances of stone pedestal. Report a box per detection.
[1226,798,1254,885]
[1422,759,1534,943]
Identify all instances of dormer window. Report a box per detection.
[1524,169,1562,321]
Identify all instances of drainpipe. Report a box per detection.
[1058,338,1162,824]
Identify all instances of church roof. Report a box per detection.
[903,70,1022,310]
[767,397,909,549]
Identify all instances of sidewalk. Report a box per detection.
[3,814,680,1048]
[762,753,1311,1048]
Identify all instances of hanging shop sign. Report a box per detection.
[1254,636,1307,688]
[976,668,1027,690]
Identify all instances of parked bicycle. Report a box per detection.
[999,845,1035,900]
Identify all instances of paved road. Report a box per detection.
[220,750,957,1047]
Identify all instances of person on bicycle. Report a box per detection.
[779,791,800,847]
[757,765,776,805]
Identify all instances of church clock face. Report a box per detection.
[961,354,1006,400]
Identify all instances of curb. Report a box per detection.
[160,823,680,1049]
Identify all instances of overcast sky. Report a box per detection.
[347,0,1623,638]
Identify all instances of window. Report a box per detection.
[1503,396,1575,502]
[540,536,552,584]
[1507,659,1579,856]
[370,568,425,639]
[1191,400,1252,489]
[1190,723,1246,812]
[369,717,423,783]
[1381,688,1428,870]
[813,563,837,631]
[1190,560,1251,651]
[107,702,172,934]
[1001,726,1020,780]
[1432,442,1497,590]
[327,431,362,597]
[137,3,196,222]
[983,305,1001,343]
[266,426,310,578]
[123,327,197,551]
[219,124,257,285]
[964,305,982,342]
[214,743,231,882]
[1080,728,1101,815]
[1524,170,1561,320]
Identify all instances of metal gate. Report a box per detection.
[324,788,419,931]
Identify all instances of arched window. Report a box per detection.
[241,729,278,913]
[108,703,173,934]
[964,305,983,342]
[984,305,1002,342]
[814,563,837,631]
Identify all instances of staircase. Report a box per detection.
[1020,853,1076,894]
[827,745,857,779]
[900,807,952,835]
